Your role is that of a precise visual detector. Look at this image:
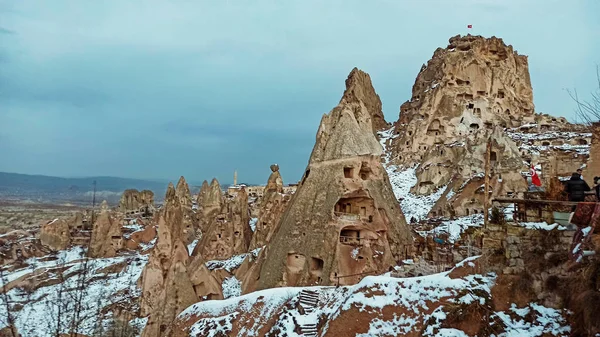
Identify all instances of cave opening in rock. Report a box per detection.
[310,257,324,276]
[343,167,354,178]
[359,163,372,180]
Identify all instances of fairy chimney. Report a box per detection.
[195,178,224,235]
[89,200,124,258]
[195,186,252,260]
[253,68,413,290]
[249,165,289,250]
[140,183,197,337]
[175,176,196,243]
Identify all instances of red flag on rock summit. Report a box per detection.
[530,165,542,186]
[467,24,472,28]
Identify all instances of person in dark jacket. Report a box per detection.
[565,173,591,202]
[594,176,600,200]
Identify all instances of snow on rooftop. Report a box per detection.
[518,222,566,231]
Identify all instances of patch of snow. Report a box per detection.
[424,214,484,242]
[249,217,258,232]
[351,247,360,260]
[206,249,262,272]
[493,303,570,336]
[139,238,156,251]
[187,239,199,255]
[518,222,565,231]
[387,166,448,221]
[222,276,242,299]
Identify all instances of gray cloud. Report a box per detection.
[0,0,599,184]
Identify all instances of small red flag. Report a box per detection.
[467,24,473,29]
[530,165,542,187]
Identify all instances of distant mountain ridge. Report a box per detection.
[0,172,223,204]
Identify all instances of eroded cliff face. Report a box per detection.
[195,186,252,261]
[118,189,155,214]
[386,35,531,216]
[252,69,413,291]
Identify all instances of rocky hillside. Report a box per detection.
[1,34,599,337]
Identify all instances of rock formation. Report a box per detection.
[343,67,389,134]
[175,176,196,243]
[195,186,252,260]
[249,164,290,250]
[196,178,224,234]
[387,35,531,216]
[38,213,85,251]
[253,68,413,290]
[140,183,197,337]
[89,200,124,258]
[118,189,155,214]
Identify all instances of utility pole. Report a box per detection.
[483,139,492,228]
[91,180,97,224]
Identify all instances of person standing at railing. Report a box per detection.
[565,172,591,211]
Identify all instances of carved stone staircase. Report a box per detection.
[298,289,319,337]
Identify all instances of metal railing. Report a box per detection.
[334,270,377,286]
[338,236,377,245]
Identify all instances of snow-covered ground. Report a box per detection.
[2,246,85,284]
[420,214,484,242]
[177,257,571,337]
[387,165,449,222]
[0,251,148,337]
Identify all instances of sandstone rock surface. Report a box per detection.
[89,201,124,258]
[387,35,532,216]
[253,68,413,290]
[195,186,252,260]
[140,183,197,337]
[118,189,154,214]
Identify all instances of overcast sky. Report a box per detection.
[1,0,599,185]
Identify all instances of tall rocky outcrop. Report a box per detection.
[196,178,224,234]
[140,183,197,337]
[387,35,530,216]
[252,68,413,291]
[195,186,252,260]
[89,200,124,258]
[249,164,290,250]
[118,189,154,214]
[175,176,196,243]
[343,67,389,134]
